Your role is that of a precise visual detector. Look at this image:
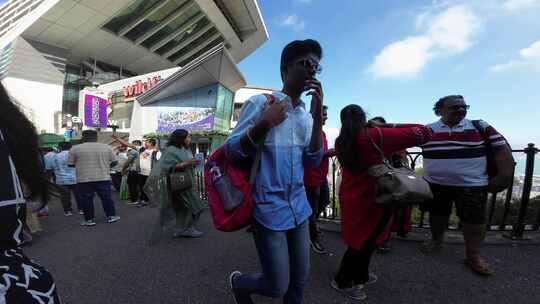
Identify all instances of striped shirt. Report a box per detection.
[68,142,116,183]
[422,119,507,187]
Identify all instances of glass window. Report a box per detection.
[155,17,209,55]
[175,36,223,67]
[141,4,200,48]
[124,0,184,42]
[102,0,161,34]
[167,27,218,62]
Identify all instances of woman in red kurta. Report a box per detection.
[331,105,432,301]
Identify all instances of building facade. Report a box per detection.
[0,0,267,133]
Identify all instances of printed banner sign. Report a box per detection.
[157,107,214,133]
[84,94,108,128]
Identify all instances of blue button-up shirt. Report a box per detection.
[225,92,323,231]
[51,151,76,185]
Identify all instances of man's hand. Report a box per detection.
[260,98,288,129]
[305,79,323,119]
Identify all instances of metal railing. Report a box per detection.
[194,143,539,239]
[322,143,539,239]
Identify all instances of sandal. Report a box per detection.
[464,255,494,276]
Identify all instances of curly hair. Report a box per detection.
[433,95,463,116]
[0,83,51,202]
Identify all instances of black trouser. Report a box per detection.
[110,172,122,191]
[127,171,140,202]
[318,181,330,216]
[138,174,149,202]
[335,209,392,288]
[58,184,78,212]
[305,185,321,242]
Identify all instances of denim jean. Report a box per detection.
[76,181,116,221]
[235,219,310,304]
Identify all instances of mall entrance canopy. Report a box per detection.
[130,43,246,154]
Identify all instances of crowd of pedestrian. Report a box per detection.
[0,38,515,303]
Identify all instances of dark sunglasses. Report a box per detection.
[446,104,470,111]
[290,58,323,74]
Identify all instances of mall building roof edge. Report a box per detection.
[137,43,245,106]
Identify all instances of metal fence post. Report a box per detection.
[509,144,537,239]
[498,162,516,230]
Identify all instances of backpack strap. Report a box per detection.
[471,120,492,150]
[151,150,158,168]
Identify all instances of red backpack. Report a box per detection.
[204,94,275,232]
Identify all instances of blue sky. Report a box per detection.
[238,0,540,150]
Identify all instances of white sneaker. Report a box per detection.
[107,216,121,223]
[78,210,84,215]
[126,201,140,205]
[330,280,367,301]
[80,220,96,226]
[64,211,73,217]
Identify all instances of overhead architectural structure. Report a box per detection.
[0,0,267,133]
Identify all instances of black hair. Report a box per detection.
[280,39,323,79]
[433,95,464,116]
[132,140,142,146]
[370,116,386,124]
[335,104,366,172]
[58,142,72,151]
[167,129,189,149]
[0,82,51,202]
[82,130,98,142]
[146,138,157,147]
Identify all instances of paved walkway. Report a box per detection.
[25,196,540,304]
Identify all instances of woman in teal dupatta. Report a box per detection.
[145,129,206,241]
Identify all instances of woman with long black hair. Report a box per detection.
[0,83,60,302]
[331,104,432,301]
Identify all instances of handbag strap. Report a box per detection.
[366,127,391,165]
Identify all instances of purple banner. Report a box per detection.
[84,94,108,128]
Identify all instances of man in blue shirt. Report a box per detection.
[228,39,324,304]
[51,142,79,216]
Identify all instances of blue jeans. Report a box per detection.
[235,219,310,304]
[76,181,116,221]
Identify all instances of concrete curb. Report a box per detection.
[318,219,540,246]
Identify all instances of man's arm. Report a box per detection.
[67,149,76,168]
[488,145,514,193]
[112,135,138,149]
[225,95,287,162]
[325,148,336,158]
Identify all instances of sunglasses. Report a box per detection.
[446,104,470,111]
[290,58,323,74]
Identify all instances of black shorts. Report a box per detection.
[421,183,488,225]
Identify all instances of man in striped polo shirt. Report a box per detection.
[420,95,513,276]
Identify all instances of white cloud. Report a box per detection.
[490,39,540,72]
[502,0,540,11]
[368,5,481,79]
[279,14,305,31]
